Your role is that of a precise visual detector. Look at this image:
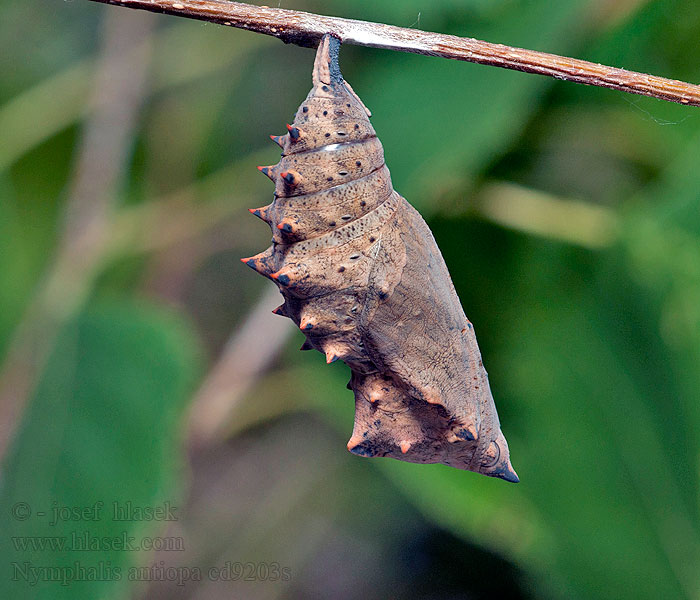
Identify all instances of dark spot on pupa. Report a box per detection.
[325,133,331,137]
[329,221,336,227]
[338,266,345,273]
[456,428,476,442]
[327,177,334,181]
[349,442,376,457]
[347,103,351,107]
[322,85,329,92]
[373,419,381,427]
[354,124,359,129]
[302,106,308,113]
[369,237,376,243]
[360,201,366,207]
[323,110,328,116]
[378,290,388,300]
[356,161,362,166]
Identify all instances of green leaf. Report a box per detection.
[0,300,201,600]
[0,175,36,360]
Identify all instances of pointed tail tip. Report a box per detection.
[498,464,520,484]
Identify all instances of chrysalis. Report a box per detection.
[242,35,518,482]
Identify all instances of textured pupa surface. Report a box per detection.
[243,35,518,483]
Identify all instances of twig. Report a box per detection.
[86,0,700,107]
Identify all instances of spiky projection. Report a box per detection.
[242,35,518,482]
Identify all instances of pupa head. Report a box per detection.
[477,431,519,483]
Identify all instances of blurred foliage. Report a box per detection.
[1,0,699,599]
[0,302,201,599]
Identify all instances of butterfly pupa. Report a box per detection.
[243,34,518,483]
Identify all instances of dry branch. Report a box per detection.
[86,0,700,107]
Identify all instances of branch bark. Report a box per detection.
[86,0,700,107]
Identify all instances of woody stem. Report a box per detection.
[86,0,700,107]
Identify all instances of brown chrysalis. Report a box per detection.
[242,35,518,482]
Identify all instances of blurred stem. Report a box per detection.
[87,0,700,107]
[0,60,93,173]
[472,182,619,248]
[0,9,155,462]
[187,285,296,449]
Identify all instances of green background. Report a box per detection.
[0,0,699,598]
